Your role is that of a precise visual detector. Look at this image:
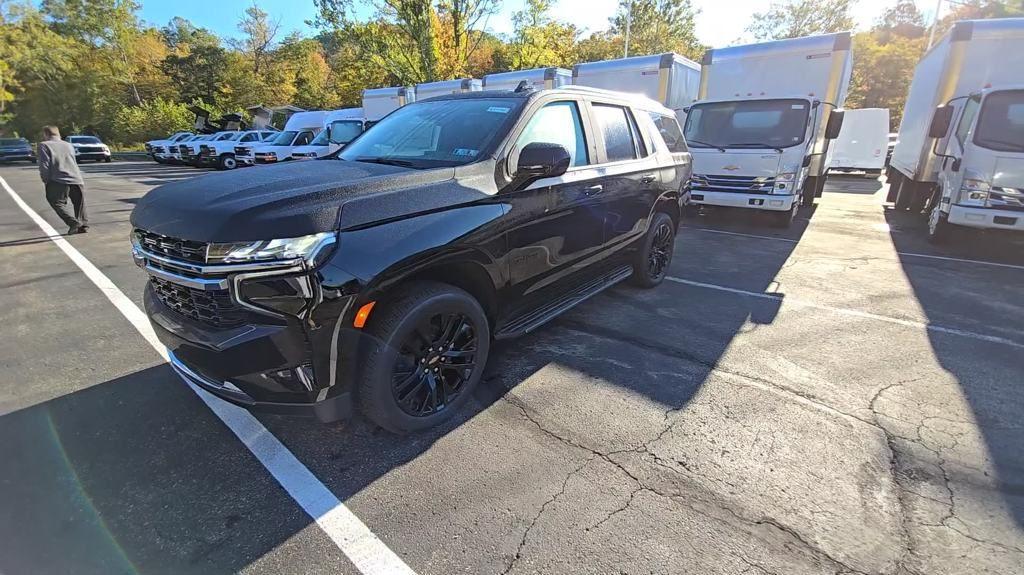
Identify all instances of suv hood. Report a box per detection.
[131,159,460,242]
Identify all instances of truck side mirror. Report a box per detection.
[510,142,571,191]
[825,110,845,140]
[929,105,954,138]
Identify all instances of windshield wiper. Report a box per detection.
[353,156,417,168]
[687,139,725,152]
[723,143,785,153]
[977,138,1024,153]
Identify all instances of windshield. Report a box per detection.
[69,136,102,144]
[684,99,811,149]
[339,98,523,169]
[214,132,240,141]
[0,138,27,146]
[309,130,330,146]
[974,90,1024,153]
[270,131,298,145]
[329,120,364,145]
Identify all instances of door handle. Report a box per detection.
[640,174,657,184]
[584,184,604,195]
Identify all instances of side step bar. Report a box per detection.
[494,264,634,340]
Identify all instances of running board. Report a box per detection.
[494,265,634,340]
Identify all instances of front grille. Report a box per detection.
[691,174,777,195]
[151,276,247,328]
[136,229,208,263]
[152,146,165,154]
[989,187,1024,212]
[235,146,251,156]
[199,144,213,156]
[78,146,103,153]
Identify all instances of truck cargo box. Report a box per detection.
[482,67,572,91]
[572,53,700,121]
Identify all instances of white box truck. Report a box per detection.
[572,53,701,122]
[683,32,852,226]
[291,107,368,160]
[415,78,482,100]
[828,108,890,175]
[482,67,572,91]
[362,87,416,124]
[237,110,328,165]
[887,18,1024,243]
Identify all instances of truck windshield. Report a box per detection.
[974,90,1024,153]
[329,120,364,145]
[684,99,810,150]
[270,131,298,145]
[339,98,523,169]
[0,138,27,146]
[69,136,102,144]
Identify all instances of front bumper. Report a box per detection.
[0,152,35,161]
[948,205,1024,231]
[76,151,110,160]
[688,190,796,211]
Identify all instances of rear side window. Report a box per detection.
[240,133,257,142]
[649,113,687,153]
[515,101,589,168]
[593,104,638,163]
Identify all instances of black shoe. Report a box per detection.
[67,225,80,235]
[78,226,89,234]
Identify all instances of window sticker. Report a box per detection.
[487,106,510,113]
[791,104,806,109]
[453,148,478,157]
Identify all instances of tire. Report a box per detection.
[801,176,818,207]
[927,204,954,244]
[104,157,112,163]
[772,197,800,228]
[357,282,490,434]
[894,179,915,211]
[630,212,676,288]
[218,154,237,170]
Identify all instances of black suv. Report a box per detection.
[131,87,692,433]
[0,138,35,163]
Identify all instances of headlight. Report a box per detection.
[960,178,991,206]
[207,232,336,264]
[776,171,797,182]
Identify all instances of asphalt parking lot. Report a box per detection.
[2,160,1023,575]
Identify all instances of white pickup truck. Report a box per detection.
[197,130,277,170]
[146,132,192,163]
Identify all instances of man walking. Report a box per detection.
[38,125,88,234]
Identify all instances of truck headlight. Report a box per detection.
[960,178,991,206]
[207,232,336,265]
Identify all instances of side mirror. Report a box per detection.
[510,142,571,190]
[951,158,961,172]
[825,110,845,140]
[802,155,812,167]
[929,105,954,139]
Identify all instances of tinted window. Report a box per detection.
[515,101,588,169]
[648,113,687,153]
[240,133,256,142]
[69,136,101,144]
[974,90,1024,153]
[340,98,523,169]
[270,131,298,145]
[593,104,637,163]
[294,131,314,146]
[955,96,980,147]
[0,138,27,146]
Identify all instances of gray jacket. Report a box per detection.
[38,139,84,185]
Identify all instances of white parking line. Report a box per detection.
[1,176,416,575]
[665,276,1024,350]
[680,226,1024,271]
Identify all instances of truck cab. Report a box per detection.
[926,86,1024,241]
[683,95,844,226]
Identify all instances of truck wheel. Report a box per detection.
[772,199,799,228]
[357,282,490,434]
[219,154,238,170]
[630,212,676,288]
[927,205,954,244]
[886,171,902,203]
[104,157,112,163]
[801,176,818,207]
[894,180,915,211]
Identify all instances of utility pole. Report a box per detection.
[624,0,632,58]
[927,0,943,49]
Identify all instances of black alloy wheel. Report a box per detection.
[391,313,478,417]
[631,211,675,288]
[358,282,490,434]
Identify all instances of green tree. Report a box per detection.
[497,0,579,70]
[846,31,924,129]
[747,0,855,40]
[610,0,703,60]
[160,43,230,105]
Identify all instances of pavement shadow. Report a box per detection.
[824,173,885,194]
[884,206,1024,528]
[0,364,354,575]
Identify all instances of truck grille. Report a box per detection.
[136,229,208,263]
[78,146,103,153]
[989,187,1024,212]
[235,146,251,156]
[151,146,165,154]
[150,276,246,328]
[691,174,776,195]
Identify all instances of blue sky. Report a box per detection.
[137,0,941,48]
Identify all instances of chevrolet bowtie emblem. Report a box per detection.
[723,165,740,171]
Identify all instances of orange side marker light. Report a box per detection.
[353,301,376,328]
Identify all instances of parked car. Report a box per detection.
[170,134,207,164]
[198,130,278,170]
[146,132,193,163]
[0,137,36,163]
[130,86,691,433]
[180,131,240,167]
[66,135,111,162]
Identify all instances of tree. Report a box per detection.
[846,31,924,130]
[160,43,230,105]
[497,0,579,70]
[231,5,281,76]
[932,0,1024,39]
[747,0,854,40]
[609,0,703,60]
[876,0,925,40]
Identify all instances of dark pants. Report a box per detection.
[45,182,88,229]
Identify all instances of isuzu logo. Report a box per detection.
[723,165,740,171]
